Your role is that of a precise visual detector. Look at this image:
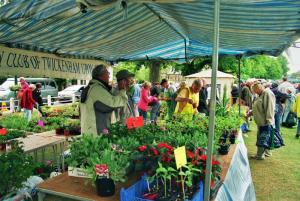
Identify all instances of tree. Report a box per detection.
[149,61,161,83]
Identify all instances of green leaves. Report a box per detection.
[0,146,34,195]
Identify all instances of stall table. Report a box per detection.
[37,174,139,201]
[17,132,66,171]
[36,132,255,201]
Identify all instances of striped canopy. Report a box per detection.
[0,0,299,62]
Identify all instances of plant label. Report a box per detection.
[174,146,187,169]
[37,120,44,127]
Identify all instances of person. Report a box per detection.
[295,83,300,94]
[138,81,157,123]
[160,79,176,119]
[150,82,161,124]
[241,81,253,132]
[80,65,128,135]
[128,79,141,117]
[240,81,253,108]
[281,89,296,127]
[231,84,239,105]
[17,77,29,112]
[32,83,45,117]
[197,79,208,116]
[175,79,202,115]
[293,92,300,138]
[270,82,290,136]
[278,77,296,95]
[112,69,135,123]
[20,84,36,122]
[251,83,276,160]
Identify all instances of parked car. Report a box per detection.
[0,78,58,101]
[58,85,85,103]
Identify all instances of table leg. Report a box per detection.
[34,150,38,162]
[60,142,65,172]
[42,148,45,163]
[37,192,46,201]
[55,144,61,172]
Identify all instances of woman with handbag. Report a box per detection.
[251,82,276,160]
[138,81,158,123]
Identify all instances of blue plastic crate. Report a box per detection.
[120,176,204,201]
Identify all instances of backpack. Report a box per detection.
[284,111,297,127]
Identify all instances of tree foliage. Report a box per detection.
[175,55,288,80]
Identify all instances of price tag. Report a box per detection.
[126,116,144,129]
[0,128,7,136]
[174,146,187,169]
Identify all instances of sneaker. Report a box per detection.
[250,155,265,160]
[264,150,272,157]
[264,152,272,157]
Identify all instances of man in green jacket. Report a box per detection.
[251,82,276,160]
[80,65,128,135]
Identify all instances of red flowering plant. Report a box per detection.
[131,142,175,174]
[186,147,222,187]
[131,144,161,174]
[156,142,175,166]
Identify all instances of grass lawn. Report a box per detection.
[244,122,300,201]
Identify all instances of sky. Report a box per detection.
[283,40,300,74]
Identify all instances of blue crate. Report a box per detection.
[120,176,203,201]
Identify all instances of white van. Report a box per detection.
[0,78,58,100]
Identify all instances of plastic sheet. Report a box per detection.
[215,133,256,201]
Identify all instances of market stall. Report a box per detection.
[0,1,300,201]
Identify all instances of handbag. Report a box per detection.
[257,125,284,150]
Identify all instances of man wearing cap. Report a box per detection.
[80,65,128,135]
[112,69,135,123]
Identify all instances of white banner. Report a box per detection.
[0,46,106,80]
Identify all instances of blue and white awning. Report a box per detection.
[0,0,299,61]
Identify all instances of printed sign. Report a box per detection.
[174,146,187,169]
[0,46,107,80]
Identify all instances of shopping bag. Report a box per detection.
[256,125,272,149]
[270,128,284,150]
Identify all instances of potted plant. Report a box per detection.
[218,142,230,155]
[0,145,34,199]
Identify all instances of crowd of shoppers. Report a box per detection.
[231,77,299,160]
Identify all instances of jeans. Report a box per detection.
[150,102,161,123]
[297,118,300,134]
[133,103,139,117]
[23,109,32,122]
[138,109,147,123]
[274,110,281,135]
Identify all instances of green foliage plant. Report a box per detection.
[0,145,34,196]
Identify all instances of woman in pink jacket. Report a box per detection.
[138,81,157,123]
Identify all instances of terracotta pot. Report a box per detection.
[64,129,70,136]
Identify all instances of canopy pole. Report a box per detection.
[204,0,220,200]
[14,75,17,85]
[237,55,242,115]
